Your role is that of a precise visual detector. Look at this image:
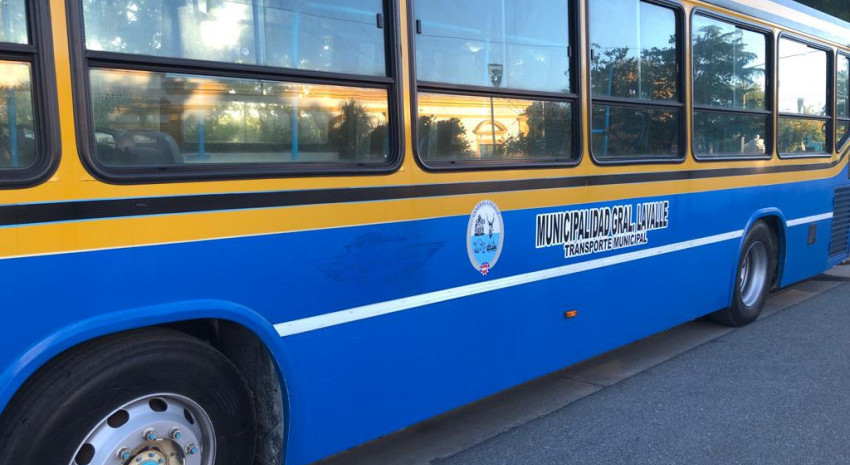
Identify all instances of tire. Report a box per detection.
[710,221,777,327]
[0,328,256,465]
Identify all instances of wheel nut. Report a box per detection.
[186,443,198,456]
[170,428,183,440]
[143,429,158,441]
[117,448,131,460]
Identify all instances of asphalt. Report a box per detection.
[318,267,850,465]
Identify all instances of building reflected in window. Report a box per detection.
[417,93,571,161]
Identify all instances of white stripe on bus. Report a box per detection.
[786,212,833,227]
[275,212,834,337]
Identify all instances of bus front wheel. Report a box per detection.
[0,328,256,465]
[711,221,777,327]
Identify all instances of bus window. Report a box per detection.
[0,61,35,169]
[82,0,386,76]
[81,0,395,173]
[0,0,27,44]
[90,69,391,166]
[0,0,43,178]
[837,54,849,147]
[412,0,576,165]
[692,14,769,158]
[589,0,682,161]
[777,37,829,156]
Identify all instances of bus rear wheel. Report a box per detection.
[711,221,777,327]
[0,328,256,465]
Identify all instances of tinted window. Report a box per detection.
[693,15,766,110]
[414,0,570,93]
[417,93,572,161]
[838,121,849,145]
[592,105,679,158]
[90,69,391,166]
[590,0,677,101]
[83,0,386,76]
[838,55,848,119]
[778,38,827,116]
[0,0,28,44]
[589,0,681,160]
[694,112,767,156]
[778,117,826,154]
[0,60,35,169]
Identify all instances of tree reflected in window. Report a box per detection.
[417,93,572,161]
[90,69,390,166]
[778,38,829,156]
[838,55,849,146]
[691,14,769,158]
[589,0,681,160]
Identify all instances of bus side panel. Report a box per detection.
[0,176,836,465]
[281,241,736,464]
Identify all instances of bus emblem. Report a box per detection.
[468,200,504,275]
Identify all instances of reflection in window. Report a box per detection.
[693,15,766,110]
[778,38,829,155]
[694,112,766,157]
[0,0,28,44]
[413,0,570,93]
[838,56,848,119]
[83,0,386,76]
[90,69,391,166]
[264,0,385,76]
[591,105,679,158]
[417,93,572,161]
[778,117,826,154]
[590,0,677,101]
[838,122,850,146]
[838,55,849,145]
[589,0,680,160]
[691,15,769,158]
[0,61,35,169]
[778,38,827,116]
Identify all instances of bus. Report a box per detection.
[0,0,848,464]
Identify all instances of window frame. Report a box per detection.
[775,32,833,159]
[68,0,405,184]
[0,0,59,188]
[407,0,582,172]
[836,51,850,152]
[586,0,686,165]
[689,9,774,162]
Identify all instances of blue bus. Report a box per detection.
[0,0,848,464]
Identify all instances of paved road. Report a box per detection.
[319,267,850,465]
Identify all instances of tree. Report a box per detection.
[691,23,768,155]
[329,99,373,161]
[589,39,679,157]
[692,24,765,109]
[417,116,471,159]
[503,102,571,158]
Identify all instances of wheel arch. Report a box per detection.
[0,300,290,464]
[728,209,788,305]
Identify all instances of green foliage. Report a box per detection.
[417,116,471,159]
[692,24,765,109]
[503,101,571,158]
[329,99,374,160]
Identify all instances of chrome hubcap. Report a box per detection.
[740,241,768,307]
[70,394,215,465]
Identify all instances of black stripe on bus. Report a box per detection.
[0,157,845,227]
